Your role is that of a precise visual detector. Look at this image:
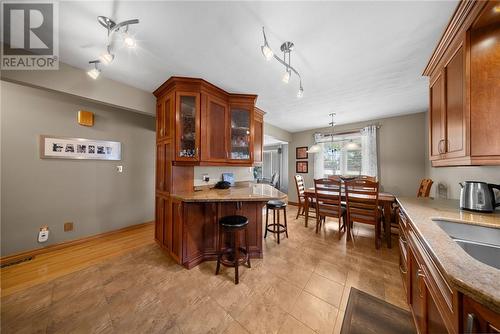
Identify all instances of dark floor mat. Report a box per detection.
[341,288,416,334]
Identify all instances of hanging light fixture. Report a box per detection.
[260,27,304,98]
[87,60,101,80]
[308,113,336,154]
[87,16,140,79]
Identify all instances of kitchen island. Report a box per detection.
[156,183,287,269]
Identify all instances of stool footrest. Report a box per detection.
[265,223,287,234]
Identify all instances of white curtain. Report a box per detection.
[360,125,378,178]
[313,143,325,179]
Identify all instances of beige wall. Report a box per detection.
[423,115,500,199]
[1,81,156,255]
[264,123,292,143]
[288,113,427,202]
[1,62,155,116]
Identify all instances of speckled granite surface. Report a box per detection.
[397,197,500,313]
[172,183,287,202]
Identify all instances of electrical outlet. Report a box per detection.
[38,226,49,243]
[116,165,123,173]
[202,174,210,182]
[64,222,74,232]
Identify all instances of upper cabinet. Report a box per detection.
[423,0,500,166]
[253,108,265,163]
[153,77,260,166]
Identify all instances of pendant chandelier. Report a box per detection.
[260,27,304,98]
[308,113,336,153]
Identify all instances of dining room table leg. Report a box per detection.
[383,201,392,248]
[304,195,309,227]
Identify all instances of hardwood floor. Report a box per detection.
[1,206,405,333]
[1,223,154,297]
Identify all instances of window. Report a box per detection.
[313,125,378,179]
[322,135,362,176]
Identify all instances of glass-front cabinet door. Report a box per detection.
[175,92,200,161]
[228,106,252,162]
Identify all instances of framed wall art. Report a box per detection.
[296,146,308,159]
[296,161,308,174]
[40,135,121,160]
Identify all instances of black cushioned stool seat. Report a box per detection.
[264,200,289,244]
[215,215,251,284]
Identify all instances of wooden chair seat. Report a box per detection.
[313,178,347,239]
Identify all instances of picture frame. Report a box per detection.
[296,146,308,159]
[296,161,308,173]
[40,135,121,160]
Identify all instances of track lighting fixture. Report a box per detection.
[87,16,140,79]
[99,46,114,65]
[87,60,101,80]
[260,27,304,98]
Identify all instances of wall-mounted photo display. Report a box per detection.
[296,161,308,173]
[296,146,308,159]
[40,135,121,160]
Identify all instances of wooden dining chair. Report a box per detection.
[294,175,307,219]
[417,178,433,197]
[327,175,342,182]
[345,179,383,249]
[313,178,347,239]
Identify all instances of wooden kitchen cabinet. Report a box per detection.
[462,295,500,333]
[153,77,259,166]
[424,1,500,166]
[254,108,264,163]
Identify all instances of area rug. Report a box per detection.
[340,288,416,334]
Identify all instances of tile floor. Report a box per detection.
[1,206,407,334]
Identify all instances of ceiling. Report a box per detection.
[59,1,458,132]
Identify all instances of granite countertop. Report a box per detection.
[397,197,500,313]
[172,183,288,202]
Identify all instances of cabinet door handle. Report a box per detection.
[465,313,476,334]
[417,268,425,297]
[438,139,445,154]
[399,264,407,275]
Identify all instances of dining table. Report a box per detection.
[303,187,396,248]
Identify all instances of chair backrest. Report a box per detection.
[271,172,280,188]
[417,178,433,197]
[345,179,380,224]
[295,175,305,198]
[328,175,342,182]
[314,178,343,217]
[356,175,377,182]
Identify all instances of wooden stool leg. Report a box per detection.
[277,210,281,244]
[215,228,223,275]
[264,206,269,238]
[245,228,251,268]
[273,210,276,239]
[284,207,289,238]
[234,231,240,284]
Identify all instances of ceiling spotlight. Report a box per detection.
[99,47,114,65]
[123,32,137,48]
[260,26,303,96]
[282,69,291,84]
[297,82,304,98]
[87,60,101,80]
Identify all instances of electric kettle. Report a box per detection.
[459,181,500,213]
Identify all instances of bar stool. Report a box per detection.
[215,215,251,284]
[264,200,288,244]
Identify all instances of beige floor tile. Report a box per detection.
[223,319,250,334]
[176,296,233,334]
[263,276,302,312]
[305,273,344,308]
[290,291,338,334]
[211,280,256,318]
[236,295,288,334]
[333,309,346,334]
[278,314,315,334]
[314,260,348,285]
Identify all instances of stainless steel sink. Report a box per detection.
[433,219,500,270]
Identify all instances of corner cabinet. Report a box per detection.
[153,77,261,166]
[423,0,500,166]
